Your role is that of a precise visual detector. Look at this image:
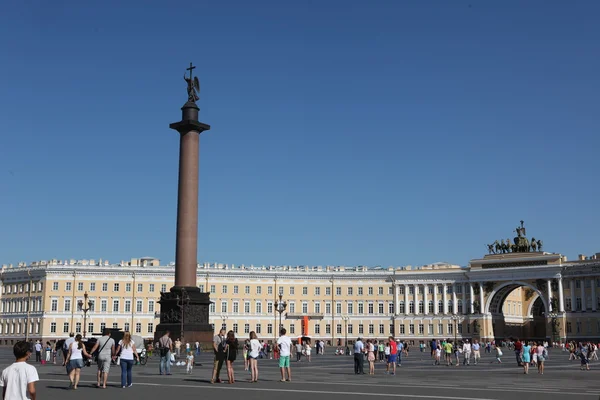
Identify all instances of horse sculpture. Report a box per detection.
[531,237,537,252]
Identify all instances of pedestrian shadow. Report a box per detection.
[45,386,71,391]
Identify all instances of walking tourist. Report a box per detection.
[158,330,173,375]
[353,337,365,374]
[472,340,481,365]
[386,337,397,375]
[89,328,115,389]
[248,331,260,382]
[64,334,92,389]
[521,341,531,374]
[44,342,52,363]
[115,332,140,388]
[0,341,39,400]
[514,338,523,366]
[277,328,293,382]
[494,344,503,363]
[211,328,226,384]
[62,333,75,363]
[536,342,546,374]
[462,340,472,366]
[175,338,182,357]
[443,340,453,366]
[396,339,404,366]
[224,330,238,384]
[304,340,312,362]
[186,351,194,374]
[295,341,303,362]
[366,340,375,374]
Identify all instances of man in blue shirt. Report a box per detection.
[396,340,404,366]
[353,338,365,374]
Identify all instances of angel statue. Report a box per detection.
[184,74,200,103]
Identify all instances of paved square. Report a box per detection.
[2,348,599,399]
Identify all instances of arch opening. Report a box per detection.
[486,282,547,341]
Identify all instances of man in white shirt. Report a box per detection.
[353,337,365,374]
[462,340,472,365]
[472,340,481,365]
[277,328,292,382]
[1,341,39,400]
[62,333,75,363]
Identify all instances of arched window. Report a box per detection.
[457,300,463,314]
[428,300,434,314]
[418,300,424,314]
[399,301,405,314]
[409,301,415,314]
[438,300,444,314]
[447,300,453,313]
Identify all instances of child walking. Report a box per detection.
[494,346,503,363]
[186,351,195,374]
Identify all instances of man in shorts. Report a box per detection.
[89,328,115,389]
[277,328,292,382]
[387,336,397,375]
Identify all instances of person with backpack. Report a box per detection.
[157,331,173,375]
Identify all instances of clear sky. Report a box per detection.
[0,1,598,268]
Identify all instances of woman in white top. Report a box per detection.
[248,331,261,383]
[115,332,139,388]
[304,340,312,362]
[64,334,92,390]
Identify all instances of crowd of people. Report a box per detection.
[3,332,599,398]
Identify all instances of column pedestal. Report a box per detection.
[155,287,214,345]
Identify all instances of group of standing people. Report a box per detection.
[62,329,140,390]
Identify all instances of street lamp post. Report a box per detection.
[220,314,228,331]
[451,314,460,345]
[547,312,559,344]
[77,292,93,338]
[342,315,349,355]
[275,294,287,333]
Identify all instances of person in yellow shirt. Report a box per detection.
[443,340,454,366]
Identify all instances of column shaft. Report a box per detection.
[174,130,200,287]
[558,277,565,313]
[547,280,553,312]
[424,284,429,315]
[443,284,448,314]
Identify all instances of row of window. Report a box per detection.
[2,282,43,294]
[564,297,600,312]
[202,284,394,296]
[0,321,156,336]
[220,322,476,337]
[566,320,600,334]
[51,282,167,293]
[47,299,155,314]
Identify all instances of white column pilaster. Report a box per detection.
[393,284,399,316]
[414,284,420,315]
[424,284,429,315]
[558,277,565,313]
[433,285,439,315]
[547,279,553,312]
[404,285,409,315]
[452,284,458,314]
[469,284,475,314]
[479,282,485,314]
[443,283,448,314]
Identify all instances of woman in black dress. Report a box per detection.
[225,330,238,384]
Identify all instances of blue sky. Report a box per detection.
[0,1,598,268]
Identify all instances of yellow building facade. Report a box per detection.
[1,252,599,346]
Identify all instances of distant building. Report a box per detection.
[1,252,599,345]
